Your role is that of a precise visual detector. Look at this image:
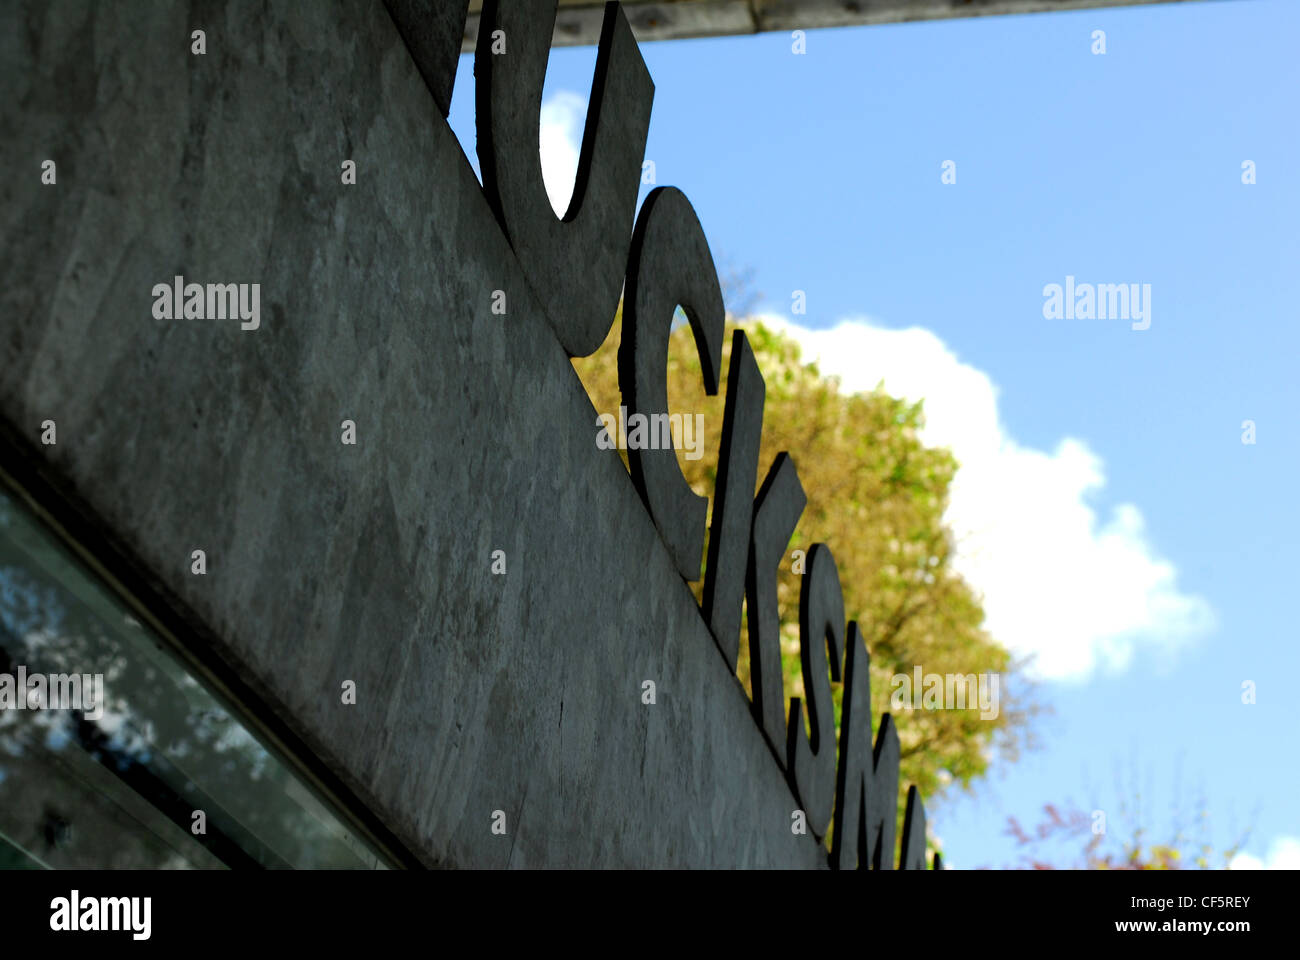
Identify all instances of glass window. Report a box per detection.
[0,485,390,869]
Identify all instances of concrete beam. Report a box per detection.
[0,0,828,868]
[463,0,1232,49]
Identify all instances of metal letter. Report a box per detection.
[787,543,844,838]
[900,785,928,870]
[619,186,724,581]
[832,621,903,869]
[476,0,652,357]
[382,0,470,117]
[745,453,804,767]
[702,329,765,670]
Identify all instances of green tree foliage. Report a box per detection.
[574,312,1037,855]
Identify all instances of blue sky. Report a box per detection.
[446,0,1298,868]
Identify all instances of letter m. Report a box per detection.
[207,283,239,320]
[51,673,80,707]
[101,897,129,930]
[831,622,902,869]
[1098,283,1129,319]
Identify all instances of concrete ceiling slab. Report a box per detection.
[462,0,1231,49]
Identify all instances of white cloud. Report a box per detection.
[755,315,1214,682]
[1229,836,1300,870]
[538,90,586,217]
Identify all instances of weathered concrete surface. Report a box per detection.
[0,0,825,867]
[463,0,1230,49]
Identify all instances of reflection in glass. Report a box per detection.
[0,486,388,869]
